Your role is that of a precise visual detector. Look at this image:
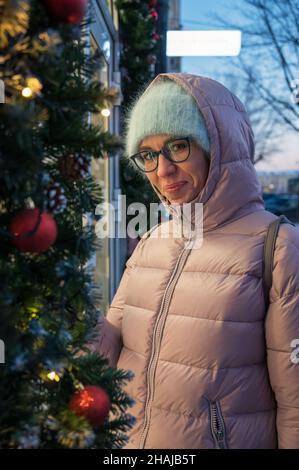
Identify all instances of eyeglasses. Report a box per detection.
[129,136,191,173]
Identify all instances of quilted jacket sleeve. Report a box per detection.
[89,237,143,369]
[265,223,299,448]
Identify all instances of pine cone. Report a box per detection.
[58,153,90,182]
[44,181,67,214]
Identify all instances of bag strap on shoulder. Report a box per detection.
[263,214,295,309]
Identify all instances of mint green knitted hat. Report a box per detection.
[124,78,210,159]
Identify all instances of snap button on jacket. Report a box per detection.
[93,74,299,449]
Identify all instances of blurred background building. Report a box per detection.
[257,171,299,195]
[257,171,299,223]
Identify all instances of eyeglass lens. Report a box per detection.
[134,138,190,172]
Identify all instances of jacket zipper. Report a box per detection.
[209,400,228,449]
[138,242,192,448]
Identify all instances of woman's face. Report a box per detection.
[139,134,210,204]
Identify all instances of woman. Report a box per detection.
[93,73,299,449]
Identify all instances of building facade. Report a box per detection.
[257,170,299,194]
[87,0,126,315]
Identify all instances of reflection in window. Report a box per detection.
[105,0,119,30]
[90,34,110,316]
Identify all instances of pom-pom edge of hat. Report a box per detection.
[124,78,210,160]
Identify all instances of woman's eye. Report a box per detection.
[142,152,154,161]
[169,142,187,152]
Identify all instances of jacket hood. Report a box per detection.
[140,73,265,234]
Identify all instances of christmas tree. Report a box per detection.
[0,0,135,449]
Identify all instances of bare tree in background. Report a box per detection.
[219,72,283,164]
[214,0,299,134]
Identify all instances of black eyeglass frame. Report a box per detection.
[129,136,191,173]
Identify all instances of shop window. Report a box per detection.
[90,33,110,315]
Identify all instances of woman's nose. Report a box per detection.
[156,152,176,177]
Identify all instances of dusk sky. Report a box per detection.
[179,0,299,172]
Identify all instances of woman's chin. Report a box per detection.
[169,196,190,204]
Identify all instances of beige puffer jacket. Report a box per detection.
[94,73,299,449]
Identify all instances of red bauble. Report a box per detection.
[10,208,57,253]
[151,32,160,41]
[149,0,158,7]
[149,8,158,20]
[43,0,88,25]
[69,385,111,427]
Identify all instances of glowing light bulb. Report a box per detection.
[47,371,60,382]
[101,108,110,117]
[22,87,33,98]
[22,78,42,99]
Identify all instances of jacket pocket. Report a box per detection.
[208,400,228,449]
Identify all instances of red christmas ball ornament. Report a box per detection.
[149,8,158,21]
[149,0,158,7]
[151,32,160,41]
[69,385,111,427]
[43,0,88,25]
[10,208,57,253]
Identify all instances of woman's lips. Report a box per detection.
[164,181,187,192]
